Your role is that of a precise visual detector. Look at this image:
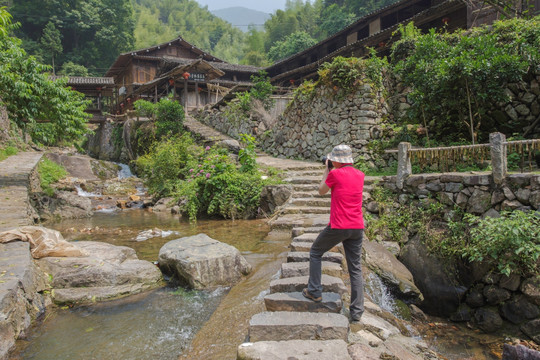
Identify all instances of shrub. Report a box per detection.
[446,211,540,277]
[238,133,257,173]
[38,157,67,196]
[0,145,17,161]
[133,96,184,139]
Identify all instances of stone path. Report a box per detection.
[0,151,43,232]
[0,151,46,359]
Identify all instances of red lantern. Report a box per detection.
[120,103,125,108]
[168,79,175,86]
[378,41,386,48]
[442,17,450,25]
[127,97,131,103]
[182,72,190,80]
[96,87,102,91]
[289,79,295,85]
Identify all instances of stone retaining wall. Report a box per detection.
[364,172,540,339]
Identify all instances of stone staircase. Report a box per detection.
[237,220,354,360]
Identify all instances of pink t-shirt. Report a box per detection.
[325,165,365,229]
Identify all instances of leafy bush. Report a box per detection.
[446,211,540,277]
[135,133,196,196]
[249,70,275,110]
[238,133,257,173]
[390,18,538,144]
[135,133,279,221]
[38,157,67,196]
[133,96,184,139]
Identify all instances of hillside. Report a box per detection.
[211,7,270,32]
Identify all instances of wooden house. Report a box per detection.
[105,37,261,113]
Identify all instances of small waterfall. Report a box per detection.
[75,185,100,197]
[117,163,134,179]
[364,272,397,314]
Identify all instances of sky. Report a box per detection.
[195,0,288,13]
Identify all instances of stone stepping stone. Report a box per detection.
[291,226,327,237]
[264,292,342,313]
[289,241,342,253]
[248,311,349,342]
[269,275,347,295]
[283,176,321,184]
[282,206,329,215]
[290,197,331,207]
[237,339,352,360]
[287,251,343,265]
[293,233,319,243]
[281,261,342,278]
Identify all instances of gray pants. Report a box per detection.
[307,226,364,320]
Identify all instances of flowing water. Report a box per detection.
[10,210,290,360]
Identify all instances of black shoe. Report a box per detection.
[302,288,322,302]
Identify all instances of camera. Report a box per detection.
[321,156,333,169]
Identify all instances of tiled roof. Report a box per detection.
[50,76,115,85]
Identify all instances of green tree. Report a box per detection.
[0,7,90,145]
[58,61,89,76]
[267,31,317,62]
[40,21,62,75]
[319,4,356,37]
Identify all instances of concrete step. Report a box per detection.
[287,169,325,177]
[290,184,320,192]
[281,261,342,278]
[289,241,342,253]
[264,292,342,313]
[281,206,329,215]
[287,251,343,265]
[291,226,326,237]
[237,339,352,360]
[248,311,349,342]
[269,275,347,295]
[289,197,331,207]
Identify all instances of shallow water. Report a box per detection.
[11,210,286,360]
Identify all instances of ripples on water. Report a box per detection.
[12,210,274,360]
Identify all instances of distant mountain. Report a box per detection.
[211,7,270,32]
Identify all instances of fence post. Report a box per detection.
[397,142,411,190]
[490,132,507,184]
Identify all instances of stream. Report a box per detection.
[8,165,518,360]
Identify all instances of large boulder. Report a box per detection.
[31,191,93,221]
[363,240,423,303]
[36,241,163,304]
[259,185,293,214]
[158,233,251,289]
[399,234,467,316]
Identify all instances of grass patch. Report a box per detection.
[38,158,68,196]
[0,146,18,161]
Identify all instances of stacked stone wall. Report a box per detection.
[387,71,540,139]
[365,172,540,338]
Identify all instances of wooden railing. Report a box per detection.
[395,133,540,189]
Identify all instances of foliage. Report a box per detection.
[133,97,184,139]
[58,62,89,77]
[9,0,135,76]
[268,31,317,62]
[0,145,17,161]
[40,21,62,74]
[319,4,356,37]
[135,133,196,196]
[446,211,540,276]
[132,0,245,64]
[238,134,257,173]
[249,70,276,110]
[364,186,446,246]
[0,8,91,146]
[390,19,538,144]
[38,157,67,196]
[319,54,388,93]
[136,133,279,221]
